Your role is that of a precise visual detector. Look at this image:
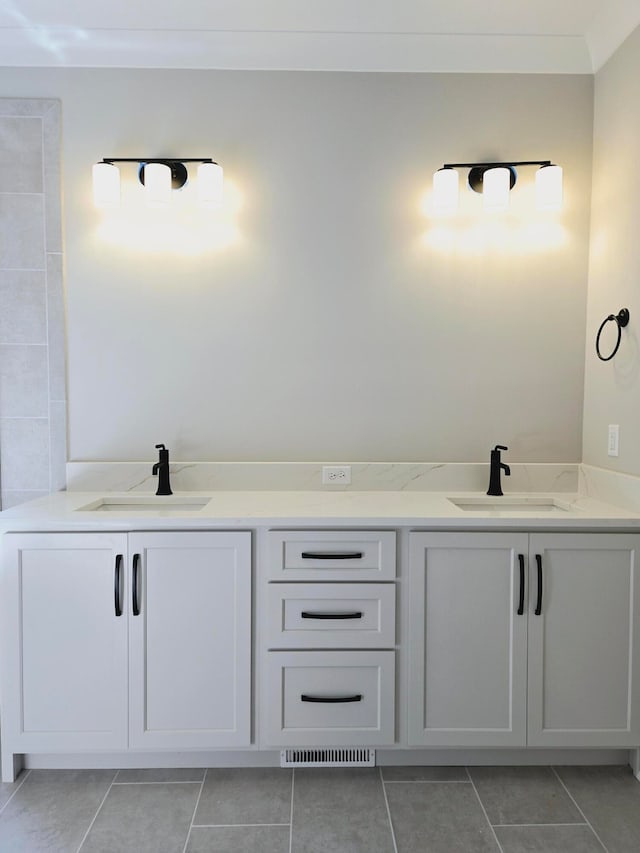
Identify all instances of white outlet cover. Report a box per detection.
[322,465,352,485]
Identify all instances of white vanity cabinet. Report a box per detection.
[409,532,640,749]
[1,530,251,781]
[262,530,396,747]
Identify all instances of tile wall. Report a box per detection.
[0,99,66,509]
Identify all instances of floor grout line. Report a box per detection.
[0,769,31,816]
[112,780,203,785]
[551,767,610,853]
[75,770,118,853]
[192,822,292,828]
[379,766,400,853]
[382,779,471,783]
[181,768,206,853]
[289,768,295,853]
[492,821,588,827]
[465,767,505,853]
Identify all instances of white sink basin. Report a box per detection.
[76,496,211,513]
[448,496,572,513]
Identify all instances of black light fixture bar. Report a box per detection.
[442,160,552,169]
[99,158,215,164]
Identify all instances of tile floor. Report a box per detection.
[0,764,638,852]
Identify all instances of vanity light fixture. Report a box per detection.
[432,160,563,214]
[92,158,224,209]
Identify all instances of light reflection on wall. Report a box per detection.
[419,181,567,255]
[94,176,243,255]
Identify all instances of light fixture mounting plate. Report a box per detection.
[468,165,517,194]
[138,161,189,190]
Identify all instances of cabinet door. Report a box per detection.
[1,532,128,754]
[528,533,640,747]
[408,532,528,747]
[128,531,251,749]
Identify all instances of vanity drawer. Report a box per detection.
[267,531,396,581]
[264,651,395,746]
[266,583,395,649]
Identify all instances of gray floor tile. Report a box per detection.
[115,767,205,783]
[555,765,640,853]
[386,781,499,853]
[495,823,604,852]
[80,782,199,853]
[468,766,582,825]
[0,769,115,853]
[0,769,29,812]
[186,825,290,853]
[382,765,469,782]
[194,768,292,826]
[292,768,395,853]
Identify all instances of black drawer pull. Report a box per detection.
[301,610,363,620]
[535,553,543,615]
[301,694,363,703]
[517,554,525,616]
[114,554,123,617]
[132,553,141,616]
[300,551,364,560]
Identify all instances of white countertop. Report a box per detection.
[1,489,639,531]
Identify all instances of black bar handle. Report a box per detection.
[517,554,525,616]
[132,553,141,616]
[535,554,543,615]
[300,551,364,560]
[301,611,363,620]
[301,694,363,703]
[114,554,123,617]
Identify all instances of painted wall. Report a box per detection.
[582,24,640,474]
[0,69,593,463]
[0,98,66,509]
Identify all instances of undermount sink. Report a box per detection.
[76,496,211,513]
[448,496,572,513]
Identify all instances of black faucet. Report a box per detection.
[152,444,173,496]
[487,444,510,496]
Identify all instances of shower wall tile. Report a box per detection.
[0,344,48,417]
[0,270,47,344]
[0,98,64,510]
[0,194,46,270]
[0,116,43,193]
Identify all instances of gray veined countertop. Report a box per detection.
[0,489,639,532]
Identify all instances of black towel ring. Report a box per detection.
[596,308,630,361]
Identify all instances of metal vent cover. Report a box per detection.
[280,748,376,768]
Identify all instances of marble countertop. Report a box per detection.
[1,489,639,531]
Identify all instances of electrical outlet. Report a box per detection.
[322,465,352,485]
[608,424,620,457]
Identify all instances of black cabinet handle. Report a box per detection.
[132,553,141,616]
[301,694,363,703]
[300,551,364,560]
[535,553,543,615]
[114,554,123,617]
[301,610,363,620]
[517,554,525,616]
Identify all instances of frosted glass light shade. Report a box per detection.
[144,162,172,207]
[92,162,120,208]
[432,167,459,215]
[482,167,510,212]
[536,164,563,211]
[197,161,224,208]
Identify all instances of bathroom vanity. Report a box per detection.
[1,488,639,782]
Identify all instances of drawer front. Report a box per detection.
[268,531,396,580]
[266,583,396,649]
[263,651,395,746]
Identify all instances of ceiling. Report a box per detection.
[0,0,638,73]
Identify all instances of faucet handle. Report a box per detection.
[494,444,508,452]
[155,444,166,451]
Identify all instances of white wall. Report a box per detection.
[582,24,640,475]
[0,69,593,463]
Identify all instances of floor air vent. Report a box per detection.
[280,748,376,768]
